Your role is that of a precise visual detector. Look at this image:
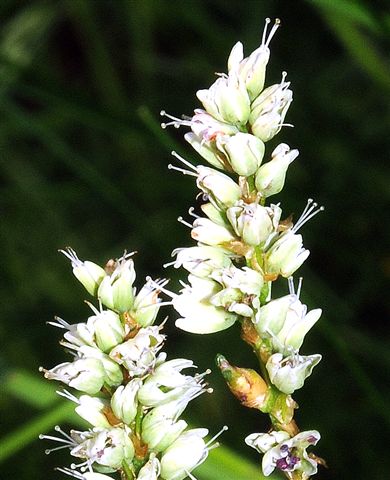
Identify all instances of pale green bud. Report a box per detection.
[41,358,106,394]
[98,257,136,313]
[228,19,280,100]
[255,143,298,198]
[171,246,232,278]
[191,218,236,246]
[137,455,161,480]
[75,395,111,428]
[60,248,106,296]
[79,346,124,387]
[88,310,125,353]
[266,353,322,394]
[184,132,225,170]
[111,378,142,424]
[249,73,292,142]
[197,166,241,209]
[197,73,250,125]
[173,275,237,333]
[131,281,162,327]
[254,294,294,337]
[227,201,274,246]
[142,417,188,453]
[264,231,309,278]
[160,429,209,480]
[276,301,322,352]
[200,202,229,226]
[216,133,265,176]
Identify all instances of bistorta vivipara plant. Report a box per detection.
[159,18,325,480]
[41,17,325,480]
[40,248,226,480]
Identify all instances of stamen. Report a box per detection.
[188,206,200,219]
[163,260,176,268]
[160,110,192,129]
[56,389,79,403]
[205,425,229,448]
[46,316,70,329]
[145,276,177,298]
[177,216,193,229]
[171,151,197,172]
[262,18,281,48]
[296,277,303,298]
[292,198,324,232]
[168,164,197,176]
[59,247,81,267]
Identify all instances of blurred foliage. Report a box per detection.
[0,1,389,479]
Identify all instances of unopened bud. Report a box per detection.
[216,354,268,409]
[255,143,298,198]
[216,133,265,176]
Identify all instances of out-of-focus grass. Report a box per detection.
[0,1,388,480]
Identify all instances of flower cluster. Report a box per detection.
[40,249,223,480]
[162,19,323,479]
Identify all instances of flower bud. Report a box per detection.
[254,294,295,338]
[197,73,251,125]
[171,246,232,278]
[266,353,322,394]
[255,143,298,198]
[215,133,265,176]
[75,395,111,428]
[197,166,241,209]
[228,19,281,100]
[60,248,106,296]
[249,73,292,142]
[131,280,162,327]
[191,218,236,246]
[185,132,226,170]
[227,201,274,246]
[137,455,161,480]
[98,257,136,313]
[216,354,268,409]
[83,474,114,480]
[201,202,229,226]
[264,231,309,279]
[111,378,142,424]
[88,310,125,353]
[143,416,188,453]
[173,275,237,334]
[160,428,209,480]
[78,345,124,387]
[41,358,106,394]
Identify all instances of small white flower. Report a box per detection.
[170,245,233,278]
[110,378,142,424]
[109,326,165,376]
[255,143,298,198]
[173,275,237,334]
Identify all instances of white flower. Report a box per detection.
[160,428,209,480]
[109,326,165,376]
[196,166,241,209]
[170,245,233,278]
[191,218,236,246]
[266,352,322,394]
[173,275,237,334]
[246,430,320,477]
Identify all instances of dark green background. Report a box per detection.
[0,1,389,479]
